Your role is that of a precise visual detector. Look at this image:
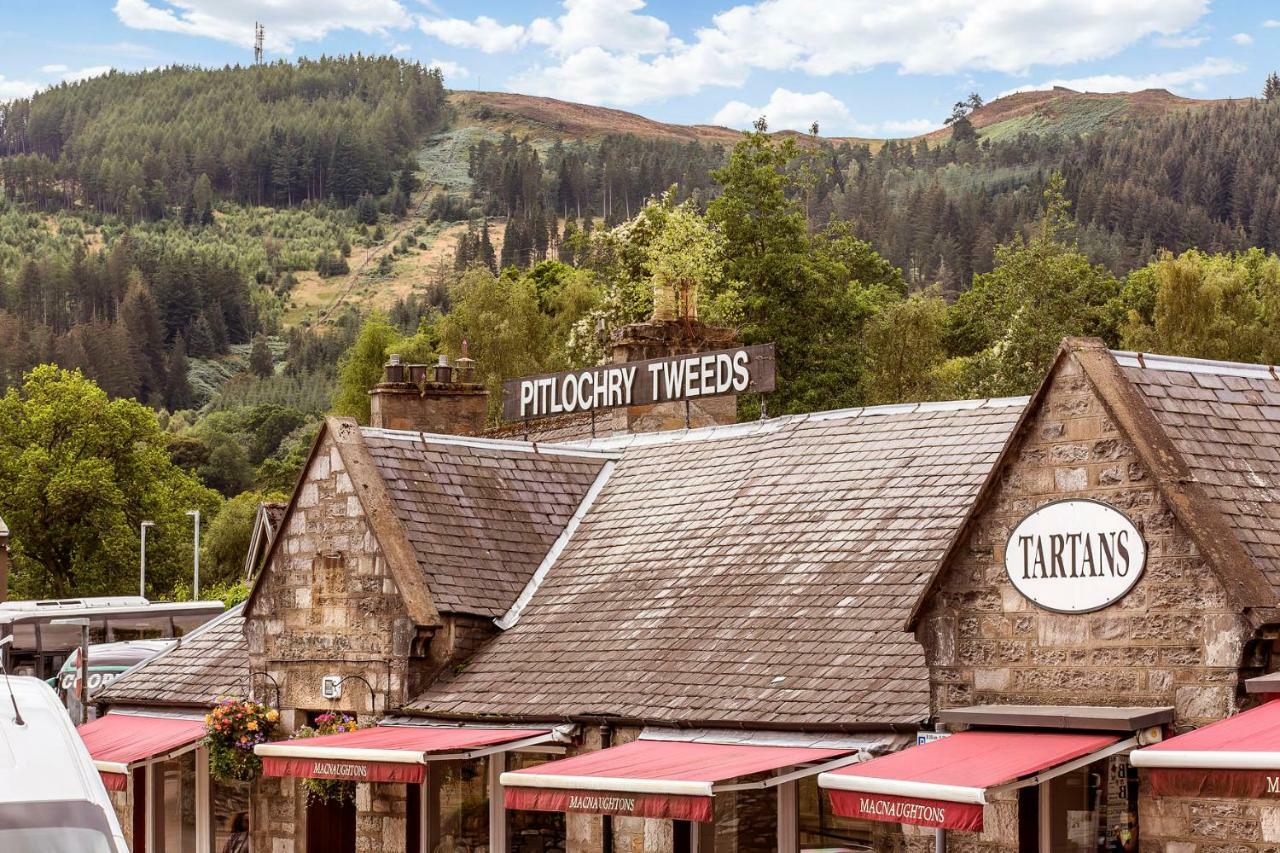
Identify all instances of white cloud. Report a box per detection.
[1232,32,1253,45]
[41,63,70,74]
[511,0,1211,106]
[390,43,411,55]
[510,41,745,105]
[427,58,470,81]
[873,118,937,136]
[113,0,411,52]
[0,75,42,100]
[61,66,114,84]
[528,0,669,57]
[1155,34,1206,48]
[418,15,526,53]
[998,57,1245,97]
[1265,20,1280,28]
[713,88,851,133]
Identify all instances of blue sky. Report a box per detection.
[1,1,1277,137]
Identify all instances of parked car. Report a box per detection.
[0,672,128,851]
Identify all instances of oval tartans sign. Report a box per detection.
[1004,499,1146,613]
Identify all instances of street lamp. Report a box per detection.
[139,520,154,598]
[186,510,201,599]
[51,617,90,724]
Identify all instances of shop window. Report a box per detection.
[506,752,565,853]
[1041,755,1138,853]
[797,774,877,851]
[213,777,251,853]
[437,757,490,851]
[713,773,776,853]
[159,752,197,852]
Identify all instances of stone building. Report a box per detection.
[82,338,1280,853]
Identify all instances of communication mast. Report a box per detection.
[254,22,264,64]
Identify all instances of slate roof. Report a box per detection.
[97,604,247,709]
[1116,351,1280,599]
[409,398,1027,728]
[360,429,610,618]
[485,412,599,443]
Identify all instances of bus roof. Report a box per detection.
[0,600,226,626]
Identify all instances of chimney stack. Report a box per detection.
[369,353,489,435]
[611,319,742,432]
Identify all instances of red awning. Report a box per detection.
[501,738,856,822]
[255,726,552,785]
[819,731,1122,832]
[1132,699,1280,798]
[78,714,206,791]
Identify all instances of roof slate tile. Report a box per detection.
[409,401,1026,727]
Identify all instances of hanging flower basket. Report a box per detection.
[292,712,370,806]
[204,697,279,784]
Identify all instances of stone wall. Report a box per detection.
[609,320,740,432]
[358,782,410,852]
[108,787,132,850]
[246,430,418,717]
[246,430,420,853]
[1142,786,1280,852]
[915,353,1258,850]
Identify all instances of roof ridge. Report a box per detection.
[97,602,244,699]
[556,395,1031,451]
[359,426,621,461]
[1111,349,1280,380]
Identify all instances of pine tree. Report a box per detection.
[1265,72,1280,102]
[166,335,194,410]
[249,333,273,378]
[480,220,498,274]
[187,314,217,358]
[120,281,167,405]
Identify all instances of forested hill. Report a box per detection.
[0,57,446,212]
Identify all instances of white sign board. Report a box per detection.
[916,731,951,747]
[1004,499,1146,613]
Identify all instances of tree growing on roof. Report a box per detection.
[645,196,726,323]
[0,365,222,598]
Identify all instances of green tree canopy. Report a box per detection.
[201,489,287,589]
[0,365,221,598]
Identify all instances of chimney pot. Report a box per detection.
[456,355,476,383]
[434,355,453,384]
[408,364,429,383]
[384,354,405,383]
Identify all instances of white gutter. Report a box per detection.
[94,760,130,776]
[495,460,614,630]
[254,730,557,764]
[816,773,988,805]
[1130,749,1280,770]
[499,772,714,798]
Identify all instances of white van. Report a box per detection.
[0,674,128,852]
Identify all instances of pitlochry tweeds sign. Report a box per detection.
[1004,499,1146,613]
[502,343,776,421]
